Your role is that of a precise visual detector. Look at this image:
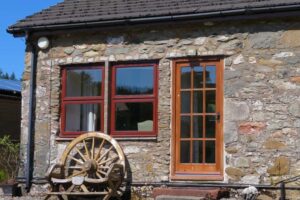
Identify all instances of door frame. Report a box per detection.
[171,58,224,181]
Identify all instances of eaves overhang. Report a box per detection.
[7,4,300,37]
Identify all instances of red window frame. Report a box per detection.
[110,63,158,137]
[60,66,105,137]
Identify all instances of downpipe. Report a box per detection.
[25,32,37,192]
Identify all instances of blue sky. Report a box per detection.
[0,1,61,79]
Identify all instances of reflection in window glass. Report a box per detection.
[181,116,190,138]
[205,141,215,163]
[193,116,203,138]
[66,69,102,97]
[180,141,190,163]
[181,91,191,113]
[193,141,203,163]
[65,104,101,132]
[206,116,216,138]
[116,67,153,95]
[193,91,203,113]
[181,67,191,89]
[206,90,216,113]
[206,66,216,88]
[194,66,204,88]
[115,102,153,131]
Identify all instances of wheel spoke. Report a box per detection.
[96,172,103,178]
[68,155,84,165]
[97,146,113,162]
[95,139,105,160]
[67,170,86,178]
[66,184,75,192]
[97,169,107,176]
[91,137,95,159]
[81,184,89,192]
[98,166,110,170]
[98,156,118,166]
[83,139,91,159]
[74,147,88,162]
[66,166,82,170]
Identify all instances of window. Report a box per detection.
[172,59,223,180]
[61,66,104,137]
[61,63,157,137]
[111,64,158,137]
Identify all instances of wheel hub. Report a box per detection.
[83,159,98,173]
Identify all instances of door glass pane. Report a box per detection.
[181,91,191,113]
[180,141,190,163]
[205,116,216,138]
[115,102,153,131]
[206,90,216,113]
[206,66,216,88]
[193,91,203,113]
[181,116,190,138]
[194,66,204,88]
[65,103,101,132]
[193,116,203,138]
[192,141,203,163]
[181,67,191,89]
[205,141,215,163]
[66,69,102,97]
[116,66,154,95]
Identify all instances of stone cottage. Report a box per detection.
[8,0,300,199]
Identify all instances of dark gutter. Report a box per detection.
[0,94,21,100]
[25,32,37,192]
[0,90,21,98]
[7,4,300,36]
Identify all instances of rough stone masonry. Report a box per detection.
[17,18,300,199]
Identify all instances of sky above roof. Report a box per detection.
[0,0,61,79]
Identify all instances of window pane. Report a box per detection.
[115,102,153,131]
[205,141,215,163]
[206,90,216,113]
[116,66,153,95]
[205,116,216,138]
[180,116,190,138]
[181,91,191,113]
[192,141,203,163]
[180,141,190,163]
[206,66,216,88]
[181,67,191,89]
[194,66,204,88]
[65,103,101,132]
[193,91,203,113]
[66,69,102,97]
[193,116,203,138]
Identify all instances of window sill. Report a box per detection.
[114,136,157,141]
[55,136,157,142]
[55,137,75,141]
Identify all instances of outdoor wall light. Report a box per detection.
[37,37,49,49]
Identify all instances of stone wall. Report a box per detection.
[20,18,300,199]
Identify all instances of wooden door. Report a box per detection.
[172,59,223,180]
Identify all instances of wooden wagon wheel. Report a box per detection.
[58,132,126,199]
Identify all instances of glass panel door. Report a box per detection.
[174,60,223,178]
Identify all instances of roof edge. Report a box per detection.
[7,4,300,37]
